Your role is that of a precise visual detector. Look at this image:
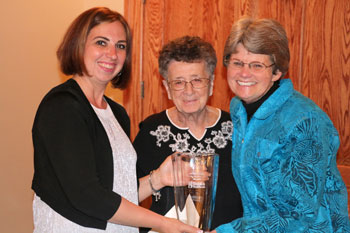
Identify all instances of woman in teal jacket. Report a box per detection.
[214,17,350,232]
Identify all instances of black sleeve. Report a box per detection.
[134,120,153,179]
[33,91,121,221]
[133,115,169,180]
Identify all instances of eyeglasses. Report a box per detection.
[224,58,275,73]
[167,78,210,91]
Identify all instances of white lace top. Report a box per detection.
[33,103,138,232]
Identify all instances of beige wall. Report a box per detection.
[0,1,124,232]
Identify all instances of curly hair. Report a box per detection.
[158,36,217,80]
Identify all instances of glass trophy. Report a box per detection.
[172,152,219,232]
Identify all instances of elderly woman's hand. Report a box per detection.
[154,154,176,188]
[154,152,210,189]
[153,152,193,189]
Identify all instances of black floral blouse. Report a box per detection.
[134,109,243,231]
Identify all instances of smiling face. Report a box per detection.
[83,21,127,85]
[163,61,213,115]
[227,43,282,104]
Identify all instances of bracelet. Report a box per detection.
[149,170,161,202]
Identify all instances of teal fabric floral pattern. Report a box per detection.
[217,79,350,233]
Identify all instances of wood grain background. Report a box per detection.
[124,0,350,210]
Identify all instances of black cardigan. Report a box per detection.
[32,79,130,229]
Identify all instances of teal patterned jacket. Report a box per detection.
[217,79,350,232]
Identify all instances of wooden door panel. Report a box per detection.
[142,0,170,117]
[123,0,143,136]
[302,0,350,164]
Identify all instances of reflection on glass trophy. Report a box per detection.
[172,152,219,232]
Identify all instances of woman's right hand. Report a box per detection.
[109,198,202,232]
[156,216,203,233]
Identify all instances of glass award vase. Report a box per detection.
[172,152,219,232]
